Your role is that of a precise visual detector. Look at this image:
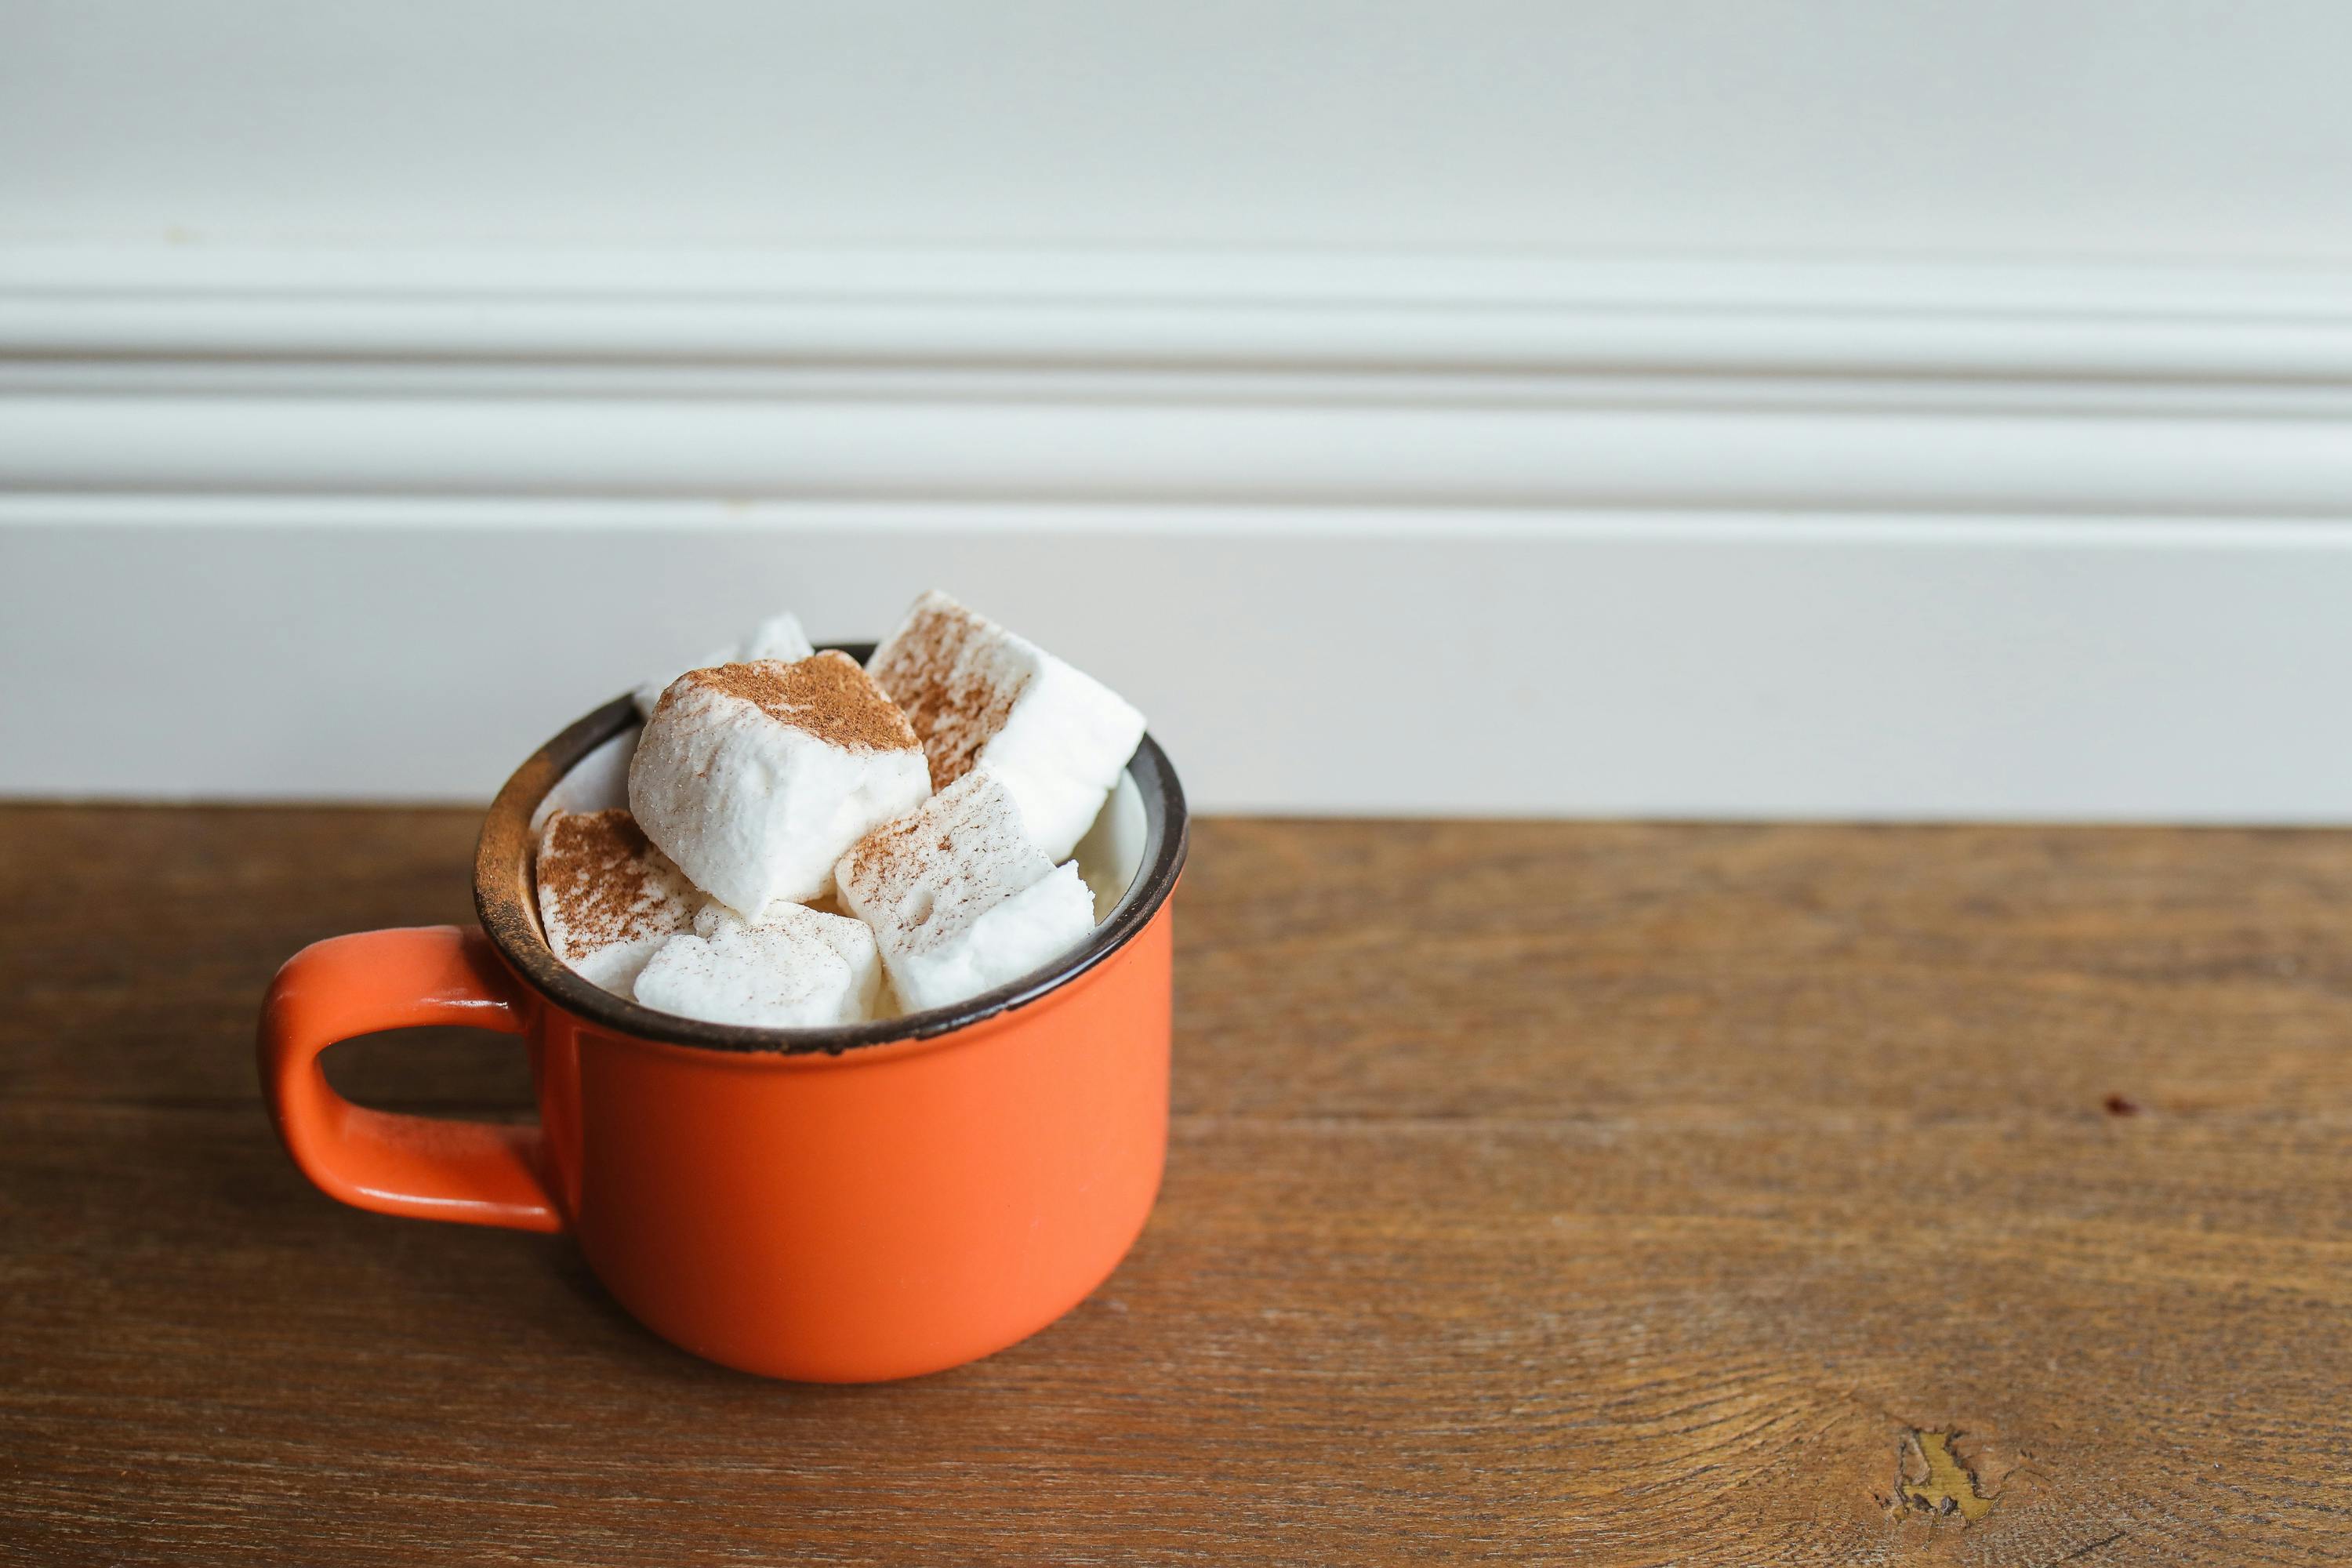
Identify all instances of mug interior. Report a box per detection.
[474,648,1186,1057]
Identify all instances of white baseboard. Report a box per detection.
[5,248,2352,818]
[8,500,2352,821]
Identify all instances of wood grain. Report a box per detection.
[2,808,2347,1565]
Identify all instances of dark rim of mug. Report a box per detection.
[473,645,1189,1057]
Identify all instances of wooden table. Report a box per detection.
[4,808,2347,1565]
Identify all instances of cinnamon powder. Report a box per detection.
[684,652,920,753]
[866,600,1029,789]
[539,809,678,953]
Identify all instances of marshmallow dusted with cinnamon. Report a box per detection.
[535,808,702,996]
[633,901,883,1028]
[834,770,1098,1014]
[633,611,817,720]
[866,591,1145,861]
[628,652,931,915]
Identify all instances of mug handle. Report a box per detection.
[258,925,563,1233]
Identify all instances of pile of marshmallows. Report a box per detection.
[534,590,1145,1029]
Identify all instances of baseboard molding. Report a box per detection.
[11,246,2352,379]
[6,247,2352,816]
[5,498,2352,821]
[7,246,2352,513]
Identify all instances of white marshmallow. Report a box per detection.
[628,652,931,914]
[633,610,817,720]
[866,590,1145,861]
[739,612,818,663]
[535,809,701,996]
[633,900,884,1029]
[834,771,1100,1014]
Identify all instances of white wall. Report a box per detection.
[6,3,2352,817]
[9,0,2352,259]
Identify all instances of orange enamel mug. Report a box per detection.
[258,665,1187,1383]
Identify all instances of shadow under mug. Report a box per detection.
[258,662,1188,1383]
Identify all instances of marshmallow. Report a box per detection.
[866,591,1145,862]
[633,611,817,720]
[535,809,701,996]
[633,901,884,1029]
[628,651,931,914]
[835,771,1100,1014]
